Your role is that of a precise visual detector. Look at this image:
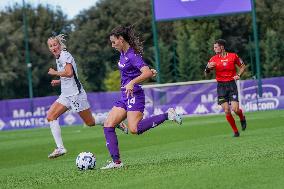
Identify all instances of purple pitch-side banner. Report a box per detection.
[0,92,120,131]
[0,77,284,131]
[143,77,284,116]
[154,0,252,21]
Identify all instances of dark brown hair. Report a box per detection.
[214,39,227,47]
[110,25,143,55]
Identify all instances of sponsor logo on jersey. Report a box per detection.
[118,61,125,68]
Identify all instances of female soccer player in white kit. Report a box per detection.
[46,34,127,158]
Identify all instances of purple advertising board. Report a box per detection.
[0,92,120,131]
[0,77,284,131]
[143,77,284,116]
[154,0,252,21]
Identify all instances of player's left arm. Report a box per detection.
[237,63,246,77]
[233,55,246,80]
[133,66,153,84]
[48,63,74,78]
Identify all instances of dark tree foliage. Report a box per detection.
[0,3,70,99]
[69,0,152,91]
[0,0,283,99]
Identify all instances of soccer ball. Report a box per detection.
[76,152,96,170]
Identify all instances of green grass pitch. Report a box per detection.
[1,110,284,189]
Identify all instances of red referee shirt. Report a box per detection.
[209,52,244,82]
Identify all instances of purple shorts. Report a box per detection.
[114,90,145,113]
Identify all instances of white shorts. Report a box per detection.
[56,91,90,112]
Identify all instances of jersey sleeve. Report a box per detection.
[234,54,244,67]
[208,56,215,63]
[60,51,73,67]
[131,54,147,70]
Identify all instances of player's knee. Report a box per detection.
[232,107,239,114]
[46,115,56,122]
[129,129,137,134]
[224,109,231,115]
[103,120,115,128]
[128,125,137,134]
[85,121,96,127]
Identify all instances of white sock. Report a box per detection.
[95,114,107,126]
[50,120,64,149]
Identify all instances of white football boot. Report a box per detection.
[100,161,124,170]
[48,147,67,159]
[167,108,182,125]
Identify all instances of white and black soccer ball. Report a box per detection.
[76,152,96,170]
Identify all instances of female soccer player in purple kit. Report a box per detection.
[101,25,182,169]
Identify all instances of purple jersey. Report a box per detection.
[118,48,147,92]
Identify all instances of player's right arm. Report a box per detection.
[48,63,73,78]
[204,59,216,77]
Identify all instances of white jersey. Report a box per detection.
[56,50,83,97]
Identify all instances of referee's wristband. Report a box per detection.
[204,66,210,73]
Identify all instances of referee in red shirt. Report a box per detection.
[205,39,247,137]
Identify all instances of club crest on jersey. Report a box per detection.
[118,61,125,68]
[223,62,227,66]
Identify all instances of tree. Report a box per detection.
[69,0,152,92]
[175,19,221,81]
[1,0,284,99]
[156,40,175,83]
[262,29,283,77]
[103,70,120,91]
[256,0,284,78]
[0,3,70,99]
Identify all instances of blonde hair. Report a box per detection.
[47,34,67,50]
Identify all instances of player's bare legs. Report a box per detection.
[78,108,96,126]
[126,111,143,134]
[78,107,128,134]
[47,102,68,122]
[101,107,182,169]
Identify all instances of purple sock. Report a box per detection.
[103,127,120,162]
[137,113,168,135]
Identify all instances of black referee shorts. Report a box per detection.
[217,80,239,105]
